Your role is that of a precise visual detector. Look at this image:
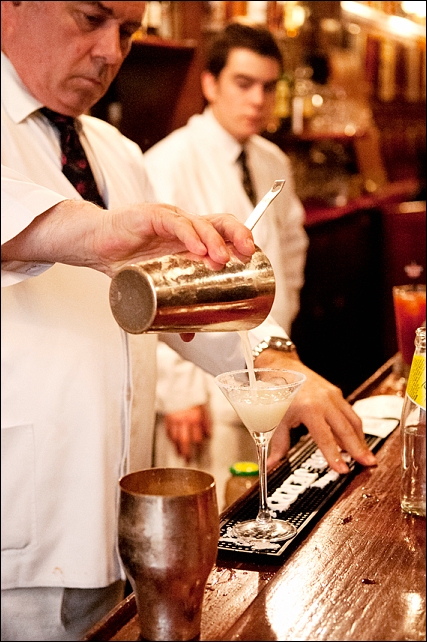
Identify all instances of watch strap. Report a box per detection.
[252,336,297,359]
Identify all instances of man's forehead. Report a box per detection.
[226,48,280,75]
[227,47,279,63]
[78,1,145,23]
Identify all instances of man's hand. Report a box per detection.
[254,349,377,474]
[1,200,256,277]
[164,404,212,462]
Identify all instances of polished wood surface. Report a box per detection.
[82,357,426,641]
[220,428,425,641]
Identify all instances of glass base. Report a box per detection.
[232,518,297,543]
[401,500,426,517]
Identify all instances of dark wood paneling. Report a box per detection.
[379,200,426,358]
[91,39,197,152]
[291,207,385,396]
[91,3,207,153]
[371,100,426,186]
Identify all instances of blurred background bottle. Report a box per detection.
[224,461,259,509]
[142,1,162,37]
[400,325,426,517]
[272,74,292,133]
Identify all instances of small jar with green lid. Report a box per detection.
[224,461,259,509]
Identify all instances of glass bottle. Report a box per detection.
[400,325,426,517]
[273,75,292,133]
[145,2,162,37]
[224,461,259,509]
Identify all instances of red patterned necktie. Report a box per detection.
[40,107,106,208]
[237,148,257,207]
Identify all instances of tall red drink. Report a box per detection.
[392,284,426,369]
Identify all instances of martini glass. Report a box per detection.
[215,368,306,542]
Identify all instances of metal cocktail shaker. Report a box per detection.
[109,244,275,334]
[118,468,219,640]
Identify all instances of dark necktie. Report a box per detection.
[237,148,257,207]
[40,107,106,208]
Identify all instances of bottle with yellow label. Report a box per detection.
[224,461,259,509]
[400,325,426,516]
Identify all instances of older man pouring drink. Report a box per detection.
[1,2,375,640]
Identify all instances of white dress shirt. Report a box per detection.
[145,107,308,332]
[145,107,308,414]
[1,51,160,590]
[1,53,284,590]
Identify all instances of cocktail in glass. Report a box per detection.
[392,284,426,379]
[215,368,305,542]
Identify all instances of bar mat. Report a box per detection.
[217,430,394,561]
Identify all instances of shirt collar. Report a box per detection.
[202,107,249,166]
[1,52,83,133]
[1,52,44,123]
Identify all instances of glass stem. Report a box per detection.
[254,433,272,524]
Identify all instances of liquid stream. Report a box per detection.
[233,331,291,433]
[238,330,256,387]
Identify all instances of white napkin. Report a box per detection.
[352,395,404,438]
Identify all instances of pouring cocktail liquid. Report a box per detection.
[216,331,305,542]
[109,181,284,335]
[237,331,293,432]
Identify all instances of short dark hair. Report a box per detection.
[204,22,284,78]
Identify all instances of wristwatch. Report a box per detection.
[252,336,298,360]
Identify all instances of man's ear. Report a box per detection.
[201,71,218,104]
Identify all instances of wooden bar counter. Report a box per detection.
[83,357,426,642]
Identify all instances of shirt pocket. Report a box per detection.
[1,424,36,551]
